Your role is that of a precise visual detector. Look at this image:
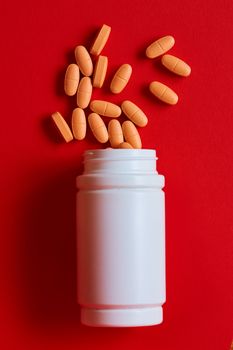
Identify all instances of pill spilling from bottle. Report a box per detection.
[50,24,191,148]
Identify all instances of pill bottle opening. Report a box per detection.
[83,149,158,175]
[84,148,157,161]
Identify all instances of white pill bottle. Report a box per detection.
[76,149,165,327]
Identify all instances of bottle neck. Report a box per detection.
[83,149,158,175]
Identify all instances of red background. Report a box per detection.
[0,0,233,349]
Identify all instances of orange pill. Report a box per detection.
[93,55,108,88]
[77,77,92,108]
[118,142,133,149]
[90,100,121,118]
[146,35,175,59]
[121,100,148,127]
[110,64,132,94]
[122,121,142,149]
[149,81,178,105]
[64,64,80,96]
[161,54,191,77]
[108,119,124,148]
[51,112,73,142]
[71,108,86,140]
[75,45,93,76]
[90,24,111,56]
[88,113,108,143]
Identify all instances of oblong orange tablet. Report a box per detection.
[121,100,148,127]
[90,24,111,56]
[90,100,121,118]
[77,77,92,108]
[51,112,73,142]
[110,64,132,94]
[71,108,86,140]
[64,64,80,96]
[161,54,191,77]
[108,119,124,148]
[122,121,142,149]
[118,142,133,149]
[88,113,108,143]
[93,55,108,88]
[75,45,93,76]
[149,81,178,105]
[146,35,175,59]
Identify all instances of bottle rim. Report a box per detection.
[84,149,157,161]
[77,149,164,189]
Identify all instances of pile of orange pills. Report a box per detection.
[51,25,191,148]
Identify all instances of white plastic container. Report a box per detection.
[76,149,165,327]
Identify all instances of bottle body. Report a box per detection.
[76,149,165,327]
